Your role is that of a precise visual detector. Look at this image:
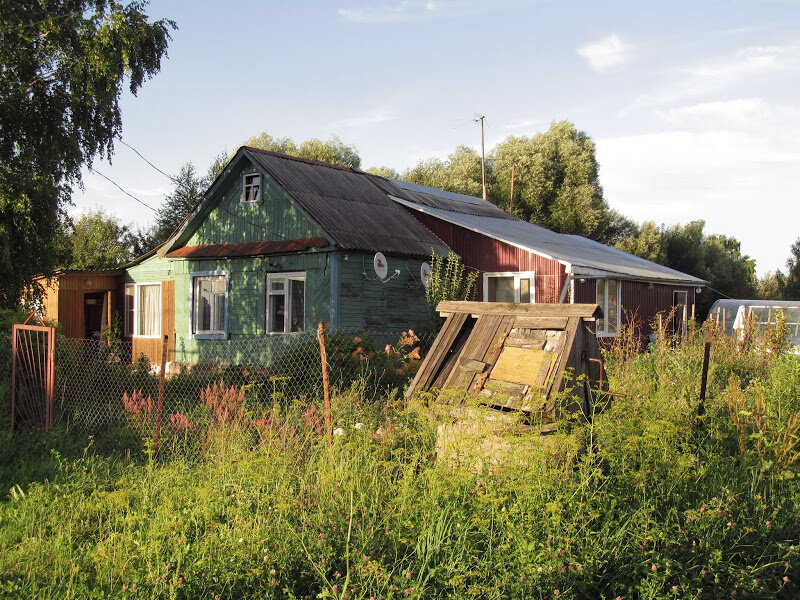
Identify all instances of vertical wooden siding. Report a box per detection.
[337,253,430,330]
[409,213,566,303]
[189,162,324,247]
[34,273,120,338]
[574,279,695,338]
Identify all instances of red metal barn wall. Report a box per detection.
[409,213,566,303]
[574,279,696,338]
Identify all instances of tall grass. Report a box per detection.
[1,324,799,599]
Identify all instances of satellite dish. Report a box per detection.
[420,262,432,287]
[373,252,388,279]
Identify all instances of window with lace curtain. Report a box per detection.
[124,282,161,338]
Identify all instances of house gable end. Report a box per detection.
[160,149,332,257]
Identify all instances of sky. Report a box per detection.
[74,0,800,277]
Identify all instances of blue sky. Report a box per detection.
[75,0,800,276]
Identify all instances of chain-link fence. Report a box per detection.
[0,334,11,431]
[50,327,435,434]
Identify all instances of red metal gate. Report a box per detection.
[11,316,57,433]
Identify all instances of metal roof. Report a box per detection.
[388,193,706,285]
[371,178,516,220]
[246,149,450,259]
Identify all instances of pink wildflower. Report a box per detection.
[651,564,658,571]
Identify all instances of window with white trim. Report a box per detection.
[596,279,621,336]
[266,272,305,333]
[241,173,262,204]
[124,282,161,338]
[483,272,535,303]
[191,272,228,338]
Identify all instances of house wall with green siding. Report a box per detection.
[124,250,331,365]
[336,252,431,331]
[188,161,325,246]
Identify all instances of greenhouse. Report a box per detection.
[708,299,800,349]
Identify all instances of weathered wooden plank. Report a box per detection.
[504,338,545,349]
[437,301,601,319]
[459,358,488,373]
[443,314,506,391]
[406,311,469,398]
[544,316,581,414]
[514,316,568,330]
[470,315,513,394]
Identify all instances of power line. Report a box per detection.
[118,139,290,241]
[117,139,177,183]
[87,167,158,213]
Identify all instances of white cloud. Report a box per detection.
[330,107,398,130]
[338,0,526,23]
[685,43,800,84]
[503,118,543,131]
[338,0,454,23]
[595,130,800,274]
[577,34,634,72]
[656,98,770,128]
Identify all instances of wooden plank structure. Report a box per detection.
[408,301,607,430]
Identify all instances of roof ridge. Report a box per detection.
[241,146,361,173]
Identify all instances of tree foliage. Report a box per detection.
[402,145,485,198]
[148,163,208,247]
[617,220,758,317]
[784,238,800,301]
[491,121,611,241]
[0,0,175,307]
[241,133,361,169]
[59,209,139,270]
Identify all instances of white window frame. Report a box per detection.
[482,271,536,303]
[190,270,229,340]
[124,282,162,339]
[596,279,622,337]
[241,172,262,205]
[266,271,306,334]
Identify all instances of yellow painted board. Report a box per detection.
[491,346,555,387]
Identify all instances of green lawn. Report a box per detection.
[1,326,799,599]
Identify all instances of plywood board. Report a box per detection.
[491,346,555,387]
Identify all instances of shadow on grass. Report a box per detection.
[0,425,143,500]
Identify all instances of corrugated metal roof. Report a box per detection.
[371,178,516,220]
[246,149,450,258]
[390,196,706,284]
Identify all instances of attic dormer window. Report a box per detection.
[242,173,262,204]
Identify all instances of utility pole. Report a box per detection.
[475,114,487,201]
[509,159,516,214]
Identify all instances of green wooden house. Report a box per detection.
[122,147,449,365]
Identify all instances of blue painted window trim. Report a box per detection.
[189,270,230,340]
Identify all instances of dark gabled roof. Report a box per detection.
[244,149,450,259]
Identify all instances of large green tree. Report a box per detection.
[61,209,139,270]
[0,0,174,307]
[148,163,208,247]
[491,121,612,241]
[402,145,486,198]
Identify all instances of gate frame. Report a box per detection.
[11,314,57,434]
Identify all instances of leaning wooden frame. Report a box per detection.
[407,301,610,432]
